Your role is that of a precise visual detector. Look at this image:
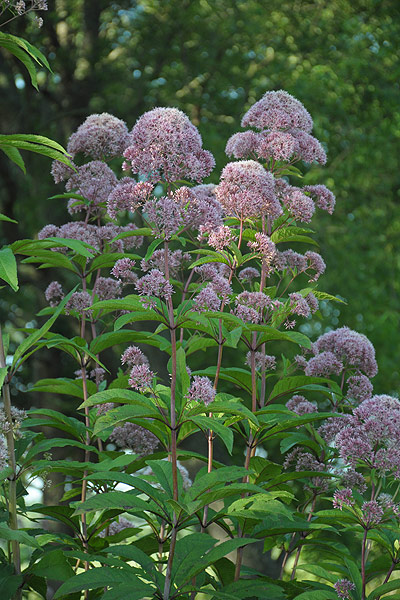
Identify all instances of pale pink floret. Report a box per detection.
[208,225,235,251]
[94,277,122,301]
[124,107,215,182]
[45,281,64,307]
[107,179,153,219]
[193,285,221,312]
[291,129,327,165]
[238,267,260,282]
[65,161,117,213]
[304,184,336,214]
[313,326,377,377]
[246,352,276,372]
[225,131,259,158]
[289,292,311,318]
[111,258,137,283]
[286,394,317,415]
[110,422,158,455]
[334,579,355,600]
[121,345,149,367]
[67,113,131,159]
[248,233,276,261]
[346,374,373,403]
[283,188,315,223]
[143,195,184,239]
[305,351,344,377]
[216,160,281,220]
[135,269,174,300]
[187,376,216,406]
[257,130,299,162]
[241,90,313,133]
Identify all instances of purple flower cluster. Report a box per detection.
[67,113,131,160]
[94,277,122,301]
[122,345,155,391]
[312,327,378,377]
[110,422,158,456]
[286,395,317,415]
[38,221,143,254]
[135,269,174,301]
[45,281,64,307]
[246,351,276,372]
[334,579,355,600]
[241,90,314,133]
[215,160,281,220]
[141,249,190,278]
[143,195,184,239]
[107,179,153,219]
[332,395,400,478]
[187,376,216,406]
[111,258,137,284]
[65,291,92,316]
[65,161,117,215]
[123,107,215,182]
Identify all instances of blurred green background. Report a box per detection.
[1,0,399,395]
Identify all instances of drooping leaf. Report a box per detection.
[0,247,18,291]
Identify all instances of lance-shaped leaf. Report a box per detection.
[11,287,77,370]
[53,567,155,598]
[0,247,18,291]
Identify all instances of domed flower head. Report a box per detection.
[67,113,131,159]
[65,161,117,215]
[123,107,215,183]
[241,90,313,133]
[313,326,378,377]
[215,160,282,220]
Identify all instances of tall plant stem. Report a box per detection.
[290,494,317,580]
[163,240,179,600]
[0,327,22,600]
[235,348,258,581]
[80,361,91,598]
[361,528,368,600]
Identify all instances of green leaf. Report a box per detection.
[0,213,18,224]
[0,367,7,388]
[11,287,77,369]
[144,238,163,261]
[53,567,154,598]
[0,523,40,548]
[296,564,338,584]
[73,491,151,515]
[0,247,18,291]
[313,290,347,304]
[0,145,26,173]
[368,580,400,600]
[46,237,95,258]
[189,415,233,454]
[0,564,23,600]
[269,375,338,401]
[344,557,362,598]
[294,591,338,600]
[31,549,74,581]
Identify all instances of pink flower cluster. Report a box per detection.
[123,107,215,182]
[216,160,281,220]
[187,376,216,406]
[67,113,131,160]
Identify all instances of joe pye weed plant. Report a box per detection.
[1,85,400,600]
